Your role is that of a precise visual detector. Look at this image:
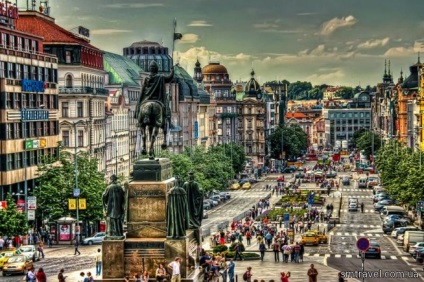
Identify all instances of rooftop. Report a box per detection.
[103,52,143,87]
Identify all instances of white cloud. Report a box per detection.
[91,29,132,35]
[320,15,357,36]
[180,34,199,44]
[357,37,390,49]
[384,46,415,57]
[253,20,300,33]
[105,3,164,9]
[188,20,213,27]
[253,22,280,29]
[297,12,316,16]
[306,69,345,84]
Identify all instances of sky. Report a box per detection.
[23,0,424,87]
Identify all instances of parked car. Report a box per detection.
[82,232,106,245]
[281,166,297,173]
[326,171,337,178]
[391,226,419,239]
[348,202,358,211]
[18,245,41,262]
[219,192,231,200]
[239,179,250,185]
[203,201,211,210]
[373,194,389,203]
[341,176,350,186]
[297,166,304,171]
[295,173,305,179]
[374,200,395,211]
[361,241,381,259]
[0,253,9,269]
[408,242,424,255]
[277,175,285,182]
[384,214,411,223]
[230,183,240,190]
[367,177,379,188]
[382,220,408,233]
[2,255,33,276]
[211,195,222,203]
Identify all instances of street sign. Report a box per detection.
[27,196,36,210]
[73,189,80,197]
[27,210,35,220]
[68,199,76,210]
[356,237,370,252]
[79,198,87,210]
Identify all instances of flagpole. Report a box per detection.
[171,18,176,61]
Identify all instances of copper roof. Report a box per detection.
[202,62,228,74]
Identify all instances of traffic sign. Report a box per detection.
[78,198,87,210]
[356,237,370,252]
[73,189,80,197]
[68,199,76,210]
[27,210,35,220]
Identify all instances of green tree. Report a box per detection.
[334,87,354,99]
[209,142,246,175]
[35,147,106,224]
[0,194,29,236]
[356,131,381,159]
[287,81,313,100]
[268,124,308,160]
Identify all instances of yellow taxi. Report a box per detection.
[0,253,9,269]
[2,255,33,275]
[230,183,241,190]
[308,229,328,244]
[242,182,252,189]
[300,232,319,246]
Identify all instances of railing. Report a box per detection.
[0,45,58,63]
[59,86,109,95]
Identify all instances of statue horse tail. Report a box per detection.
[139,101,164,128]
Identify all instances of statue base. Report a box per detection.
[132,158,172,181]
[102,240,125,279]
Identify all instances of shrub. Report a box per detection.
[229,242,245,252]
[213,244,228,253]
[220,251,259,259]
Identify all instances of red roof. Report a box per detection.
[16,11,100,51]
[286,112,307,119]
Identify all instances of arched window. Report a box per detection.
[65,74,73,88]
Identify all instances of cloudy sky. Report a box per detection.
[30,0,424,86]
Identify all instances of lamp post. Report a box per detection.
[73,120,86,242]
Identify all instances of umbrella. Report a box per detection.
[282,245,291,251]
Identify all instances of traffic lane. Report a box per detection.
[327,256,423,282]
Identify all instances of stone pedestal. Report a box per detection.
[165,230,199,278]
[102,240,125,279]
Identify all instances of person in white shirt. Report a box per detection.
[27,267,36,282]
[95,248,102,277]
[167,257,181,282]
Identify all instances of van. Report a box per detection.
[380,206,405,218]
[403,231,424,252]
[358,177,367,188]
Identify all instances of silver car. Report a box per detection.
[82,232,106,245]
[19,245,41,262]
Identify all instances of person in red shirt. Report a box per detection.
[36,267,47,282]
[14,235,21,248]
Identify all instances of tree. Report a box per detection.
[0,194,29,236]
[351,128,367,148]
[268,124,308,160]
[334,87,354,99]
[356,131,381,159]
[287,81,313,100]
[209,143,246,175]
[35,147,106,224]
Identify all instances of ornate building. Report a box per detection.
[123,40,173,73]
[17,9,108,172]
[236,70,266,167]
[0,5,60,200]
[202,61,236,145]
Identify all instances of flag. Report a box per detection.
[174,33,183,41]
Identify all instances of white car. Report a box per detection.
[19,245,41,262]
[348,202,358,211]
[409,242,424,255]
[82,232,106,245]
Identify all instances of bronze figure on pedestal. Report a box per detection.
[102,175,126,239]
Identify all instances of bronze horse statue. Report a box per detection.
[135,61,175,159]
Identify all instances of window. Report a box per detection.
[15,153,22,169]
[15,123,21,139]
[24,39,29,52]
[30,122,36,137]
[62,130,69,146]
[65,75,73,88]
[6,123,12,139]
[61,102,69,117]
[23,65,29,79]
[31,66,37,80]
[78,130,84,147]
[17,37,22,50]
[32,40,37,52]
[16,63,21,79]
[36,121,42,136]
[37,67,42,81]
[226,118,231,125]
[0,61,5,78]
[49,121,56,135]
[9,35,14,49]
[1,33,6,47]
[65,51,72,64]
[31,94,36,108]
[6,93,12,109]
[77,101,83,117]
[22,94,28,109]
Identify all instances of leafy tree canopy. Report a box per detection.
[0,194,29,236]
[268,124,308,160]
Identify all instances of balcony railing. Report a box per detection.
[59,86,109,95]
[0,45,58,64]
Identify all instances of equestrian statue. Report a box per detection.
[135,61,175,159]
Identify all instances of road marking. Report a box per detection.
[346,254,352,258]
[352,233,357,236]
[335,254,341,258]
[363,225,368,228]
[344,232,350,236]
[337,232,342,236]
[390,255,397,259]
[313,254,320,257]
[360,233,365,236]
[344,250,350,253]
[304,253,310,257]
[381,256,386,259]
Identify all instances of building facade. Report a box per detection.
[323,92,372,148]
[17,10,108,173]
[103,52,143,178]
[236,70,266,167]
[285,112,313,145]
[0,6,60,200]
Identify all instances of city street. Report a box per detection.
[325,176,424,281]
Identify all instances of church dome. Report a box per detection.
[130,40,161,48]
[245,69,260,93]
[202,62,228,74]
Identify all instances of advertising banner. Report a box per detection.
[0,201,6,210]
[27,196,36,210]
[17,199,25,212]
[59,224,70,241]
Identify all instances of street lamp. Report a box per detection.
[73,120,86,242]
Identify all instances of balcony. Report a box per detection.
[0,45,58,64]
[59,86,109,96]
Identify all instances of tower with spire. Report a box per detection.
[193,58,203,83]
[383,60,393,84]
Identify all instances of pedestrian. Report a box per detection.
[307,264,318,282]
[219,258,228,282]
[293,242,301,263]
[246,230,251,246]
[74,236,81,255]
[338,272,347,282]
[27,267,36,282]
[242,267,253,282]
[360,202,364,213]
[36,267,47,282]
[38,241,45,258]
[259,241,266,261]
[280,271,290,282]
[77,272,85,282]
[167,257,181,282]
[85,272,94,282]
[95,248,102,277]
[299,243,304,262]
[234,242,243,261]
[272,240,280,262]
[58,269,67,282]
[227,259,235,282]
